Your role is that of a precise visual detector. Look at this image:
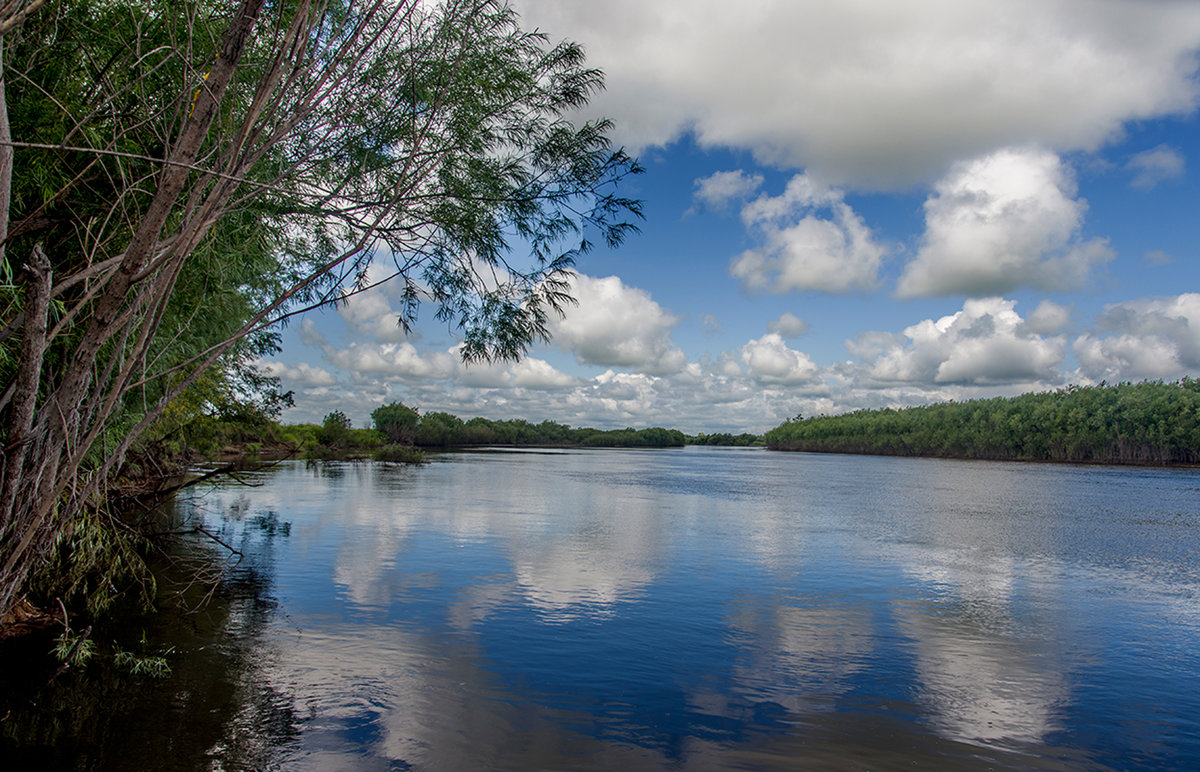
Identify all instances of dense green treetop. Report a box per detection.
[765,380,1200,465]
[371,402,420,444]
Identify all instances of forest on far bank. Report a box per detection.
[173,403,765,463]
[765,379,1200,466]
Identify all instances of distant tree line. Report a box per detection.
[176,400,761,460]
[370,404,687,448]
[689,432,763,447]
[765,380,1200,466]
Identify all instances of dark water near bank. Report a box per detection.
[5,447,1200,770]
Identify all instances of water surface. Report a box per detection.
[9,447,1200,770]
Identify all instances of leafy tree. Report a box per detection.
[0,0,641,620]
[462,416,501,444]
[414,411,464,446]
[317,411,352,448]
[372,402,419,444]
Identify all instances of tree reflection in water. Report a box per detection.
[0,493,299,772]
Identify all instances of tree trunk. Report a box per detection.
[0,0,268,622]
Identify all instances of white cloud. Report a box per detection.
[509,358,580,390]
[730,174,885,293]
[514,0,1200,188]
[259,361,338,388]
[455,356,514,389]
[1126,144,1186,190]
[896,148,1114,298]
[1073,294,1200,381]
[739,333,821,385]
[768,312,810,338]
[855,298,1067,386]
[326,341,458,380]
[550,274,687,375]
[276,299,1073,430]
[336,287,409,343]
[1022,300,1072,335]
[297,318,327,347]
[692,170,764,211]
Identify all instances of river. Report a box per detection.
[4,447,1199,770]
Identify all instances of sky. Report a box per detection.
[264,0,1200,434]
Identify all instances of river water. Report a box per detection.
[5,447,1200,770]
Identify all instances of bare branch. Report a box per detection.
[0,0,50,36]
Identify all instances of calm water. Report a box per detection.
[7,447,1200,770]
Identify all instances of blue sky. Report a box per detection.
[265,0,1200,433]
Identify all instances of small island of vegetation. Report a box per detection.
[765,379,1200,466]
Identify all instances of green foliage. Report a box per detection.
[54,632,97,668]
[372,402,420,444]
[689,432,763,446]
[195,405,692,452]
[414,411,465,447]
[304,419,383,458]
[160,406,697,461]
[30,510,157,619]
[51,629,172,677]
[576,426,688,447]
[316,411,353,448]
[765,380,1200,465]
[401,411,686,448]
[113,648,172,679]
[374,444,427,463]
[3,0,290,406]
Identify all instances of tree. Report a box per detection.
[414,410,463,446]
[371,401,418,444]
[0,0,641,620]
[317,410,352,448]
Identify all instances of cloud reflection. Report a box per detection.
[875,462,1069,745]
[723,600,874,714]
[893,601,1065,745]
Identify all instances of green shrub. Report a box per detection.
[374,444,426,463]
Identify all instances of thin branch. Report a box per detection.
[0,0,50,36]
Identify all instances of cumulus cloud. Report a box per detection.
[452,354,579,391]
[854,298,1067,386]
[336,286,409,343]
[692,170,764,211]
[896,148,1114,298]
[259,361,338,388]
[326,341,459,380]
[1127,144,1186,190]
[739,333,821,385]
[550,274,687,375]
[509,358,580,390]
[1022,300,1072,335]
[1074,294,1200,381]
[297,318,327,347]
[768,312,810,338]
[514,0,1200,188]
[730,174,885,293]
